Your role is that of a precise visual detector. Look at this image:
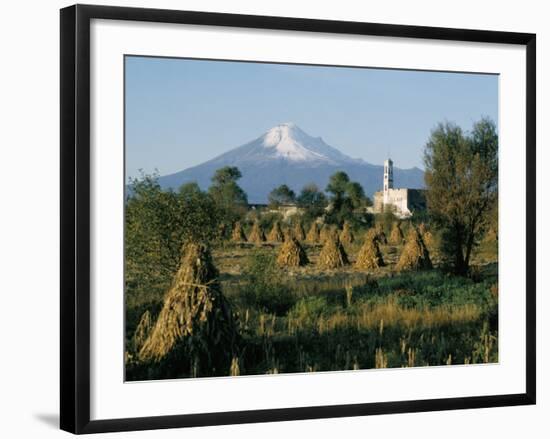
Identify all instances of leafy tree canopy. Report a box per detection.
[325,171,370,226]
[125,173,222,307]
[268,184,296,207]
[326,171,350,199]
[207,167,248,231]
[208,166,248,209]
[424,117,498,275]
[211,166,242,186]
[296,183,328,223]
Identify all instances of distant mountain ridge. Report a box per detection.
[157,123,425,203]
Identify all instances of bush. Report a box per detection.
[288,296,331,323]
[241,251,296,315]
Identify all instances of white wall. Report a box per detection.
[0,0,547,437]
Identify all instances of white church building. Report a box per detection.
[372,159,426,218]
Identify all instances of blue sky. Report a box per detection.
[125,56,498,180]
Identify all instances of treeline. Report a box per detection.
[267,171,372,225]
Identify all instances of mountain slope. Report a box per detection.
[157,123,425,203]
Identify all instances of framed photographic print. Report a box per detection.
[60,4,536,434]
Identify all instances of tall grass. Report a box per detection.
[126,251,498,379]
[215,267,498,376]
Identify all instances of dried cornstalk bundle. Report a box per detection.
[267,221,284,242]
[139,243,237,363]
[389,222,404,245]
[396,227,432,271]
[131,310,152,353]
[418,222,428,235]
[365,227,383,244]
[339,222,354,245]
[305,222,320,243]
[355,234,385,270]
[375,223,388,244]
[293,222,306,241]
[231,221,247,242]
[276,236,309,267]
[318,236,349,269]
[423,230,434,248]
[229,357,240,376]
[248,220,266,243]
[418,223,435,248]
[283,227,293,242]
[331,225,340,239]
[319,224,331,242]
[365,228,377,241]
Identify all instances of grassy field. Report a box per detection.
[125,229,498,379]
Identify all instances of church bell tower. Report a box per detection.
[383,158,393,203]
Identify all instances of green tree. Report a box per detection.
[177,182,222,244]
[347,181,370,208]
[325,172,369,226]
[208,166,248,208]
[268,184,296,208]
[326,171,350,200]
[125,173,181,283]
[125,174,222,307]
[211,166,243,186]
[296,183,328,222]
[208,166,248,227]
[424,118,498,275]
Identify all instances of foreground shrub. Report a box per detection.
[242,251,296,315]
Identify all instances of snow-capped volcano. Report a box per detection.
[157,123,424,203]
[203,122,360,167]
[259,123,357,164]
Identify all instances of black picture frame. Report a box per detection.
[60,4,536,434]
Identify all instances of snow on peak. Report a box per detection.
[262,123,336,163]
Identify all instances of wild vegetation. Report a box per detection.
[125,118,498,380]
